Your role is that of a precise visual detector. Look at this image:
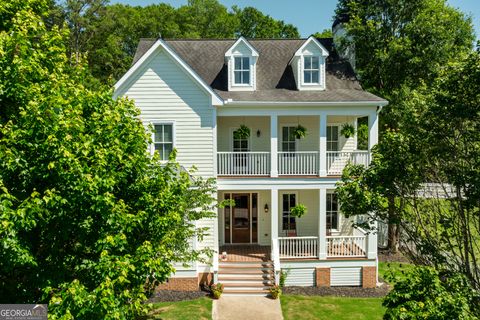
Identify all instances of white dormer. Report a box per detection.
[292,36,329,91]
[225,37,259,91]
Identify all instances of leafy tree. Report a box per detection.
[312,28,333,38]
[0,1,215,318]
[335,0,474,120]
[233,6,299,38]
[383,266,479,319]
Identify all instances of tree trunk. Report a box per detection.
[387,195,399,253]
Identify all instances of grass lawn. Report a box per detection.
[378,261,414,283]
[142,297,212,320]
[281,295,385,320]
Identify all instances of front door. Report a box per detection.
[224,193,258,244]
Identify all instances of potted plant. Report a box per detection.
[286,204,307,236]
[269,285,282,299]
[293,125,307,139]
[340,123,355,138]
[233,124,250,139]
[210,283,224,299]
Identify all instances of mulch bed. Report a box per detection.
[147,289,209,303]
[283,282,390,298]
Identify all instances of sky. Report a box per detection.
[113,0,480,40]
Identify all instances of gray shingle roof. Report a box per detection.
[132,38,386,103]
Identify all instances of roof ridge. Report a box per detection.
[162,38,309,41]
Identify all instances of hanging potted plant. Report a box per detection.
[340,123,356,138]
[233,124,251,139]
[293,125,307,139]
[287,204,307,236]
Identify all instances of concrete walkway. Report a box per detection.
[212,296,283,320]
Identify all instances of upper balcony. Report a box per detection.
[216,114,378,178]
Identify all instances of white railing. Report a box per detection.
[271,238,281,285]
[217,152,270,176]
[326,235,367,257]
[278,236,319,259]
[278,152,318,175]
[326,151,371,175]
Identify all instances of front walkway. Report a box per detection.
[212,296,283,320]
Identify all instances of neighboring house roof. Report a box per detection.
[131,38,387,104]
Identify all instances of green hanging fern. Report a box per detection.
[340,123,356,138]
[293,125,307,139]
[290,204,307,218]
[233,124,251,139]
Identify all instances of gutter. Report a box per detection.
[223,99,389,107]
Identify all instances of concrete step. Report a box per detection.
[222,282,270,288]
[218,275,274,282]
[219,269,273,275]
[222,289,270,296]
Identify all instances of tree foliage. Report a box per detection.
[0,1,216,318]
[53,0,300,83]
[383,266,479,320]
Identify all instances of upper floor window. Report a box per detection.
[327,126,339,151]
[282,126,297,152]
[153,124,173,160]
[303,56,320,84]
[327,193,339,230]
[234,57,250,85]
[282,193,297,232]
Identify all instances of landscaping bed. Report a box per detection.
[283,284,390,298]
[147,290,209,303]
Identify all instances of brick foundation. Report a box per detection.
[362,266,377,288]
[198,272,214,287]
[316,267,331,287]
[155,277,199,292]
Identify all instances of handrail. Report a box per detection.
[271,238,281,286]
[213,251,219,283]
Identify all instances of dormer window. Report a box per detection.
[234,57,250,85]
[291,36,329,91]
[303,56,320,84]
[225,37,259,91]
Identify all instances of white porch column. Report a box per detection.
[270,115,278,177]
[368,111,379,150]
[271,188,279,240]
[367,220,378,259]
[319,114,327,177]
[318,188,327,259]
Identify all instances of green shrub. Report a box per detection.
[383,266,479,320]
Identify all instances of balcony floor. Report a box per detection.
[219,245,271,262]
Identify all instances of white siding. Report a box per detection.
[331,267,362,286]
[278,190,319,237]
[284,268,316,286]
[217,117,270,152]
[115,47,217,273]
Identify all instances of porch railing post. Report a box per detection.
[318,188,327,259]
[270,115,278,177]
[367,220,377,259]
[319,114,327,177]
[271,188,278,240]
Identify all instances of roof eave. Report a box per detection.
[223,100,389,107]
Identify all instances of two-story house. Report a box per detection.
[114,35,387,295]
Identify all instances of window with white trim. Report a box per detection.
[327,126,339,151]
[282,193,297,231]
[234,57,250,85]
[303,56,320,84]
[281,126,297,152]
[153,124,173,160]
[327,193,339,230]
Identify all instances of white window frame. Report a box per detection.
[233,56,251,86]
[327,125,340,152]
[302,55,321,85]
[150,121,175,160]
[281,191,298,232]
[230,127,251,152]
[326,191,341,232]
[280,125,299,153]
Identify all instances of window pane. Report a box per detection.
[312,71,319,83]
[234,57,241,69]
[282,127,289,141]
[164,143,173,159]
[304,71,311,83]
[234,71,241,84]
[332,127,339,140]
[290,194,296,206]
[242,71,250,83]
[304,56,311,69]
[154,125,163,142]
[312,56,319,69]
[241,140,248,150]
[242,57,249,68]
[163,125,173,142]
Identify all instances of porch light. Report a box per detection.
[264,203,269,213]
[256,129,261,137]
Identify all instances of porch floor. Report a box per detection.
[219,245,271,262]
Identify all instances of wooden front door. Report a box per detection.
[224,193,258,244]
